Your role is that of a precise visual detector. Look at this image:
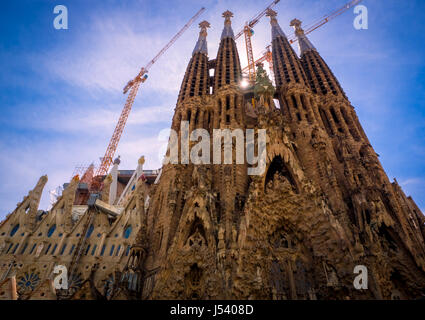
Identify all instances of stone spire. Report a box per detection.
[213,10,242,91]
[266,9,287,40]
[290,19,316,55]
[176,21,211,103]
[293,17,347,98]
[192,21,210,56]
[267,9,307,88]
[221,10,235,40]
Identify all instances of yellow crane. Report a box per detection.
[235,0,280,83]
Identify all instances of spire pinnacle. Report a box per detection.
[221,10,235,40]
[290,18,316,54]
[266,9,286,40]
[192,20,210,56]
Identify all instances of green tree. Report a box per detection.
[254,64,275,109]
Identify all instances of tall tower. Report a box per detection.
[173,20,211,134]
[266,9,321,132]
[213,11,242,93]
[266,9,347,214]
[142,21,215,290]
[1,10,424,302]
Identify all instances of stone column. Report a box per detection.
[287,260,297,300]
[16,232,29,254]
[295,95,307,122]
[10,276,17,300]
[324,108,338,134]
[284,94,298,121]
[56,233,67,257]
[109,158,120,205]
[95,233,107,257]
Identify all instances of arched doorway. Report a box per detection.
[265,155,298,192]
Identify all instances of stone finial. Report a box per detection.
[193,21,210,55]
[222,10,234,22]
[199,20,210,34]
[221,11,235,40]
[290,18,303,35]
[138,156,145,165]
[266,9,286,39]
[266,8,277,19]
[290,18,316,54]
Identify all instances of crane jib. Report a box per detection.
[91,8,205,186]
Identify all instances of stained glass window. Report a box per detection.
[85,224,94,238]
[47,225,56,238]
[123,225,132,239]
[60,244,67,255]
[29,244,37,255]
[10,224,19,237]
[18,273,40,293]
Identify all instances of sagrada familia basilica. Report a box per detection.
[0,9,424,300]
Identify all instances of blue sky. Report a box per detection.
[0,0,424,219]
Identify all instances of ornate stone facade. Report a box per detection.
[0,10,424,300]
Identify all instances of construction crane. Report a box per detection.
[288,0,362,44]
[85,7,205,190]
[235,0,280,83]
[242,0,362,75]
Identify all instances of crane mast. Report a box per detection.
[235,0,280,82]
[88,8,205,189]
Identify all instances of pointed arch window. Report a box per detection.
[100,244,106,256]
[69,244,75,255]
[123,225,132,239]
[6,243,13,254]
[60,243,67,255]
[47,225,56,238]
[11,243,19,254]
[85,224,94,238]
[10,224,20,237]
[29,243,37,255]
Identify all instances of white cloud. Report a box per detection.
[2,0,425,221]
[400,178,424,187]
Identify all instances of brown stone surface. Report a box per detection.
[0,11,424,300]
